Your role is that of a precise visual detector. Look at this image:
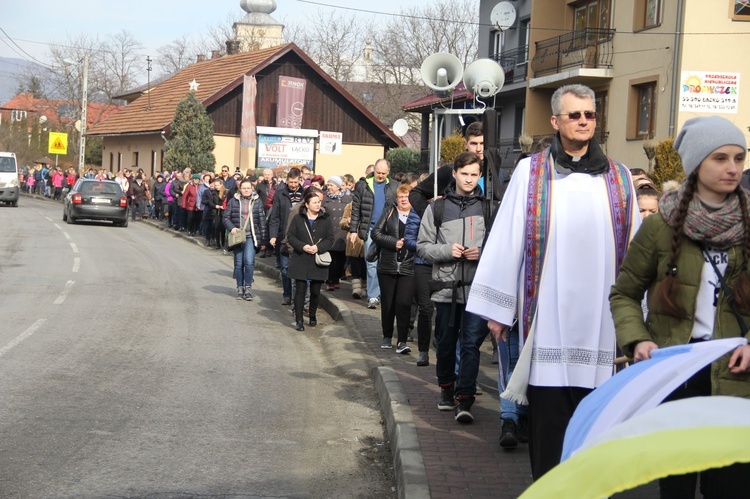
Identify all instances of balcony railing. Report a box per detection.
[531,28,615,77]
[492,45,529,85]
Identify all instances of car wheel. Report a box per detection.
[66,211,76,224]
[120,218,129,228]
[62,210,67,221]
[11,200,18,207]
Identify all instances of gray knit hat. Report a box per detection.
[674,116,747,177]
[328,175,343,188]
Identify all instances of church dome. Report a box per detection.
[240,0,277,15]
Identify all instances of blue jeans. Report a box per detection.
[233,238,256,287]
[364,231,380,300]
[498,325,528,422]
[280,252,291,298]
[434,302,488,397]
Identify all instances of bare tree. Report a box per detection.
[370,0,479,87]
[291,10,371,82]
[101,30,145,100]
[156,35,197,76]
[194,10,243,56]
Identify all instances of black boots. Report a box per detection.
[295,321,305,331]
[309,309,317,327]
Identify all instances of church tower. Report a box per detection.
[233,0,285,52]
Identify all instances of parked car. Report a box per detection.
[0,151,19,206]
[63,179,129,226]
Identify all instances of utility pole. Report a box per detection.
[78,52,89,175]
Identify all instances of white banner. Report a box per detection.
[679,71,740,114]
[319,131,342,155]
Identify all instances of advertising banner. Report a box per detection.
[257,134,315,169]
[680,72,740,114]
[240,74,257,148]
[276,76,307,128]
[319,131,342,155]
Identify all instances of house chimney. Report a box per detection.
[211,50,221,59]
[226,40,240,55]
[197,54,206,63]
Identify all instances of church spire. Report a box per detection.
[234,0,285,52]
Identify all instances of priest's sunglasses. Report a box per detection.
[556,111,597,121]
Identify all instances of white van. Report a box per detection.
[0,151,19,207]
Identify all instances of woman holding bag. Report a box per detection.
[287,189,335,331]
[223,178,267,301]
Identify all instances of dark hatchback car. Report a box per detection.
[63,179,129,226]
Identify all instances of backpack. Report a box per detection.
[431,197,494,241]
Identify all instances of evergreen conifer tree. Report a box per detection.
[164,91,216,172]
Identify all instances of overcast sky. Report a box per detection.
[0,0,430,64]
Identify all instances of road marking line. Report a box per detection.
[54,223,62,230]
[0,319,46,358]
[45,216,52,222]
[70,243,79,253]
[54,280,75,305]
[72,258,81,273]
[63,232,72,240]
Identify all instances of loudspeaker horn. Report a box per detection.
[420,52,463,97]
[462,59,505,99]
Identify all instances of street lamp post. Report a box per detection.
[77,52,89,176]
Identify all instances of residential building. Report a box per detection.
[87,43,403,180]
[409,0,749,175]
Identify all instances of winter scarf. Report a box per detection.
[659,184,746,250]
[326,191,346,201]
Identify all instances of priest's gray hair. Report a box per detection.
[551,84,596,116]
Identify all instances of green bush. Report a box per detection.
[651,137,685,187]
[386,147,420,174]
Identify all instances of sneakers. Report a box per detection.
[454,397,475,424]
[281,297,291,306]
[380,338,393,349]
[243,288,253,301]
[499,419,519,449]
[437,385,457,411]
[236,286,244,300]
[367,297,379,309]
[475,384,483,395]
[396,342,411,354]
[416,351,429,366]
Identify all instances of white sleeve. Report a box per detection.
[466,158,531,326]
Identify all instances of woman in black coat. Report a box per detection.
[322,176,352,290]
[286,189,335,331]
[371,184,415,353]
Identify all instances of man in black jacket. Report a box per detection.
[269,168,304,305]
[349,159,397,309]
[409,121,506,217]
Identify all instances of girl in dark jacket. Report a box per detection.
[371,184,415,353]
[287,189,335,331]
[223,178,267,301]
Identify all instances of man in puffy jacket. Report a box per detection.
[348,159,397,309]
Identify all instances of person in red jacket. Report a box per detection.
[182,174,201,236]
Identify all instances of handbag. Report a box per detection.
[227,201,251,249]
[365,241,380,262]
[304,220,331,267]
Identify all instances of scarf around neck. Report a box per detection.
[659,184,746,250]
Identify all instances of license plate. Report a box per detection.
[91,198,110,204]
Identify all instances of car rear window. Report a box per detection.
[80,182,122,195]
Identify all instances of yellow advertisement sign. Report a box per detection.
[48,132,68,155]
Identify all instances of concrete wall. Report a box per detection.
[101,134,166,177]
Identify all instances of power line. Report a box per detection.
[0,26,53,68]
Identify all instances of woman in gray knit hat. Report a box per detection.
[610,115,749,498]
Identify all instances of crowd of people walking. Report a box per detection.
[19,82,750,496]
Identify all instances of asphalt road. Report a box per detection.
[0,197,395,498]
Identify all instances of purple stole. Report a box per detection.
[522,148,633,341]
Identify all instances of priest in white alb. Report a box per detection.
[466,84,641,480]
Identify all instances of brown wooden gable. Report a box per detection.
[207,50,400,147]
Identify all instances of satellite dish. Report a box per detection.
[39,115,47,124]
[74,120,82,132]
[392,119,409,137]
[420,52,463,97]
[491,2,517,31]
[463,59,505,99]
